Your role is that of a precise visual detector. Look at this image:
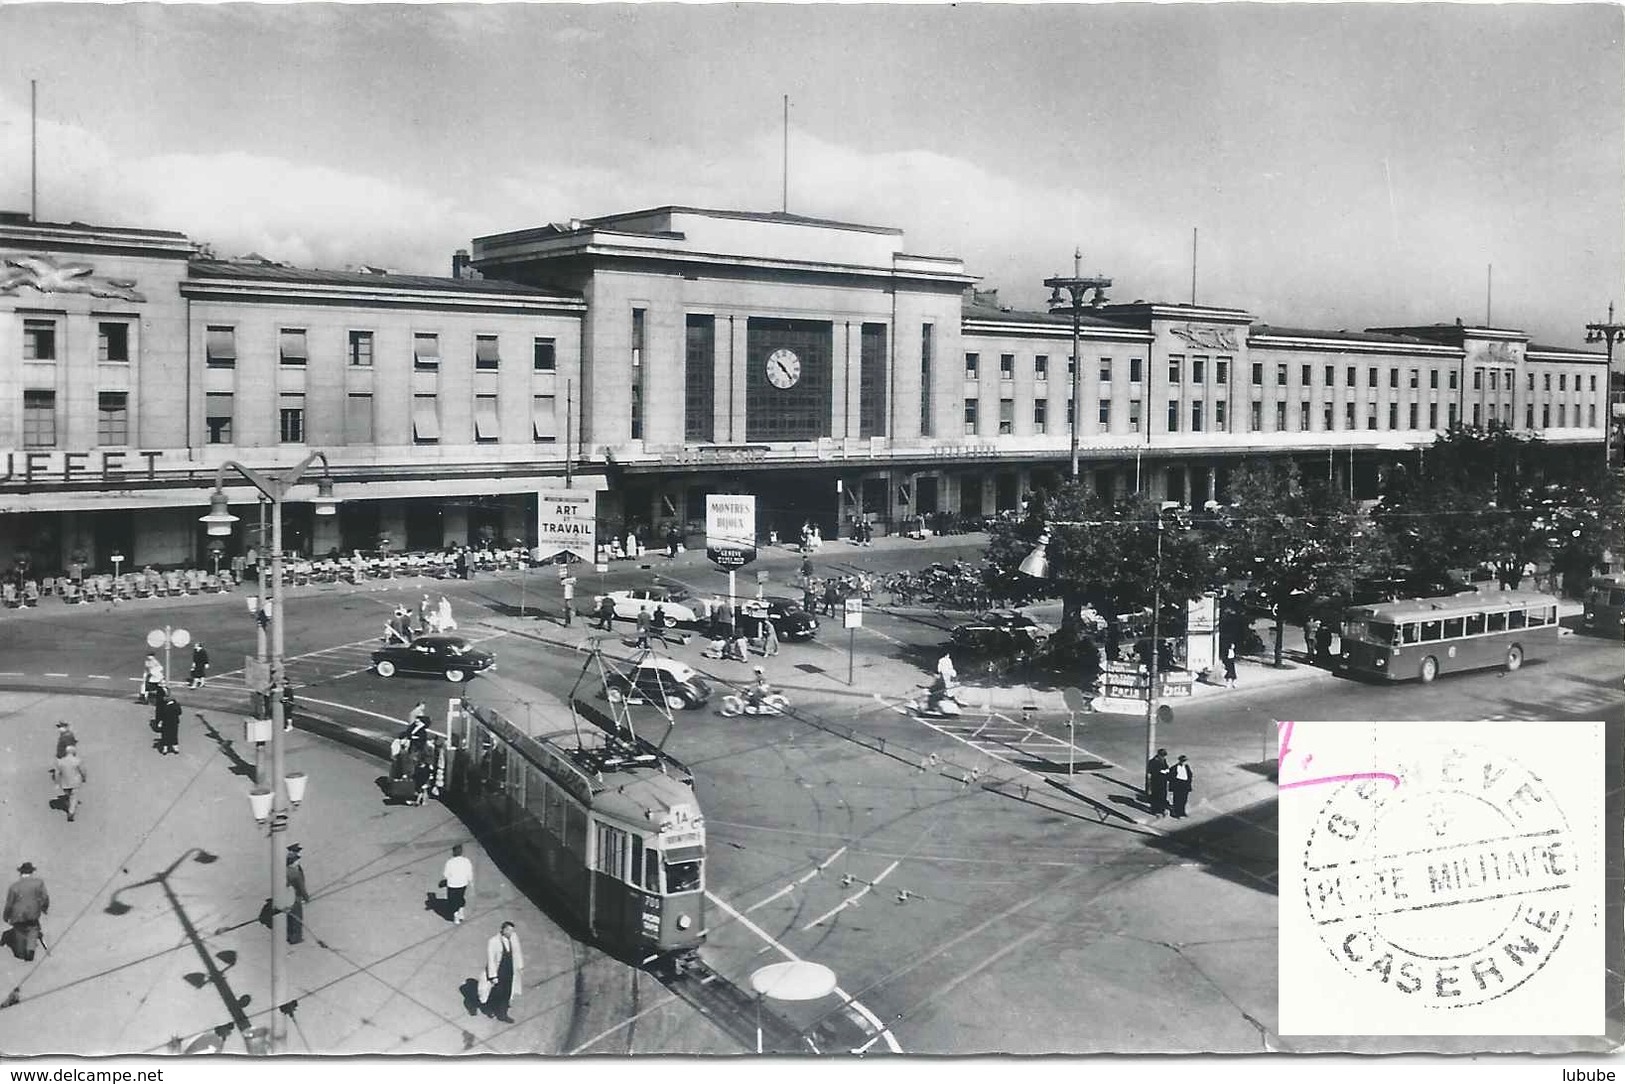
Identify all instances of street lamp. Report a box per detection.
[1585,303,1624,470]
[1045,249,1112,479]
[199,450,337,1055]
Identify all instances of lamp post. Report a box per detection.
[1586,303,1624,470]
[1045,249,1112,479]
[200,450,337,1055]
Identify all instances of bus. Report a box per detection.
[1338,589,1563,683]
[1582,574,1625,640]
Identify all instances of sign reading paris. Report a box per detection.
[705,495,757,569]
[535,489,597,563]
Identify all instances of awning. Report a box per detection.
[205,327,235,361]
[412,400,441,441]
[413,335,440,365]
[474,398,500,441]
[279,329,307,362]
[475,336,501,365]
[532,396,556,440]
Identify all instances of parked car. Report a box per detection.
[949,610,1055,656]
[371,635,495,683]
[594,585,712,626]
[605,657,711,710]
[741,596,821,642]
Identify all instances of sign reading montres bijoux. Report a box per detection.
[705,495,757,569]
[536,490,597,563]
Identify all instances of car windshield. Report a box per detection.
[665,859,702,893]
[434,639,470,655]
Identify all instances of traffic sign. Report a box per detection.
[843,598,863,629]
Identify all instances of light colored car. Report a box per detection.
[594,585,712,626]
[606,657,712,709]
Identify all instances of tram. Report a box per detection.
[444,695,706,958]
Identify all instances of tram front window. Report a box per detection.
[665,860,702,894]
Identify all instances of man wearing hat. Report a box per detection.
[4,862,49,961]
[52,743,86,822]
[285,844,312,945]
[54,721,77,759]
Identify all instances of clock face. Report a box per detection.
[765,348,802,389]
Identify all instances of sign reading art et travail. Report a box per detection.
[0,449,167,487]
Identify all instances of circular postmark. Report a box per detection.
[1301,741,1576,1009]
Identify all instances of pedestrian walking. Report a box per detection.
[188,642,209,688]
[1314,621,1335,666]
[54,720,77,759]
[1145,748,1171,817]
[281,683,297,734]
[442,844,473,925]
[762,611,780,656]
[594,594,616,630]
[412,750,435,806]
[822,578,840,617]
[666,525,681,559]
[158,691,183,755]
[1221,641,1238,688]
[480,921,524,1023]
[1302,617,1320,662]
[800,556,813,581]
[438,595,457,632]
[4,863,49,961]
[802,581,817,613]
[285,844,311,945]
[634,609,652,650]
[52,744,86,821]
[419,594,433,635]
[139,653,165,704]
[560,575,575,627]
[1168,755,1195,819]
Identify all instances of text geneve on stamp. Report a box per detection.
[1278,719,1604,1036]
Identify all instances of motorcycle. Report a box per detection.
[719,692,790,717]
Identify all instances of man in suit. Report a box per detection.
[1145,748,1171,817]
[1169,755,1195,819]
[4,863,49,961]
[286,845,312,945]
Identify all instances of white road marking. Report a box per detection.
[743,883,795,914]
[295,694,408,728]
[43,672,68,678]
[86,674,111,680]
[746,845,849,914]
[705,889,903,1054]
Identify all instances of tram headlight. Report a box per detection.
[1375,657,1386,668]
[677,914,693,930]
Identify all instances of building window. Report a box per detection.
[1389,403,1399,429]
[860,323,889,438]
[98,322,129,363]
[1324,364,1334,386]
[1323,403,1333,431]
[963,398,978,435]
[1368,366,1378,388]
[1129,358,1143,383]
[1033,398,1047,435]
[1192,402,1204,432]
[348,330,373,367]
[96,392,129,446]
[1249,402,1262,431]
[1589,374,1598,391]
[1034,354,1048,380]
[412,394,440,444]
[1192,358,1206,385]
[1067,398,1075,426]
[1448,370,1458,390]
[1277,363,1288,387]
[965,353,979,379]
[1301,364,1311,386]
[1275,402,1286,431]
[1099,399,1112,426]
[1589,404,1597,426]
[685,315,715,442]
[1215,401,1227,429]
[1346,367,1356,388]
[1251,362,1263,386]
[920,325,935,437]
[413,333,440,371]
[1099,358,1112,383]
[1128,399,1142,431]
[998,398,1014,435]
[1299,400,1311,431]
[1215,358,1229,384]
[474,394,500,443]
[1541,404,1550,428]
[23,319,57,361]
[1559,404,1567,426]
[1408,402,1418,429]
[1472,369,1483,391]
[1408,369,1418,389]
[1527,373,1536,392]
[206,326,236,368]
[1503,368,1513,390]
[1365,402,1377,430]
[1448,403,1458,426]
[526,337,556,372]
[1346,402,1356,428]
[1559,373,1568,392]
[278,393,305,443]
[279,328,308,367]
[1169,355,1183,384]
[22,390,55,448]
[999,353,1014,379]
[1488,369,1498,391]
[1429,370,1439,390]
[1167,400,1180,432]
[345,393,373,445]
[1430,403,1440,429]
[205,393,234,445]
[630,308,645,441]
[1068,356,1076,377]
[533,394,557,443]
[475,334,501,371]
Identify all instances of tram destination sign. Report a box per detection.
[706,495,757,569]
[536,489,597,563]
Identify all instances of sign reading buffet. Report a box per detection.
[0,449,167,486]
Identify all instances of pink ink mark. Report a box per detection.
[1276,720,1402,792]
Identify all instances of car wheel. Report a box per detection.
[665,693,687,710]
[1419,655,1439,683]
[1505,644,1523,673]
[375,660,396,678]
[444,668,466,683]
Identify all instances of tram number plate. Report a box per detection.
[642,895,661,934]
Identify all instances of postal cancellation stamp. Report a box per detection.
[1278,719,1604,1036]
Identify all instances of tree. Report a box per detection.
[983,481,1214,665]
[1218,461,1375,666]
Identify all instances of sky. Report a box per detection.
[0,3,1620,347]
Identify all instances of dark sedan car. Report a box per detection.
[949,610,1055,656]
[371,635,495,683]
[605,658,711,710]
[746,596,820,642]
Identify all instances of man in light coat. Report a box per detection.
[4,862,49,961]
[53,744,86,821]
[482,921,523,1023]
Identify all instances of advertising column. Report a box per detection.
[706,495,757,635]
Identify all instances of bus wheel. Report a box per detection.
[1505,645,1523,673]
[1419,656,1439,683]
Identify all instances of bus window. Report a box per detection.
[1508,609,1527,629]
[1464,613,1485,636]
[1420,620,1442,641]
[1486,611,1507,633]
[1532,605,1555,626]
[1371,622,1396,646]
[1401,623,1421,645]
[1442,617,1464,639]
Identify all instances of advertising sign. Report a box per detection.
[705,495,757,569]
[537,490,597,563]
[843,598,863,629]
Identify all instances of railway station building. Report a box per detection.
[0,204,1610,571]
